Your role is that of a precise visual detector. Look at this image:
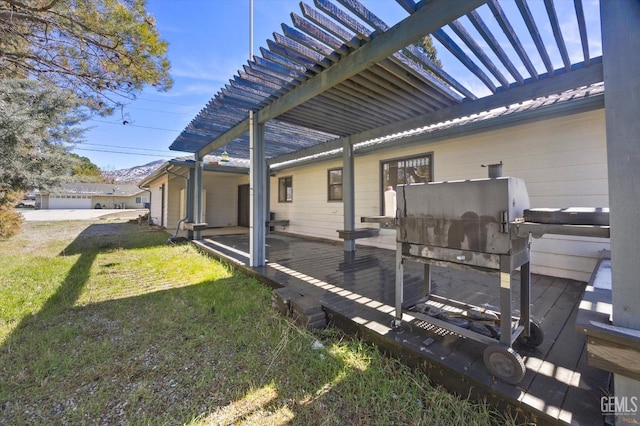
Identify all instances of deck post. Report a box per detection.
[602,1,640,422]
[250,110,266,266]
[193,155,204,240]
[343,137,355,252]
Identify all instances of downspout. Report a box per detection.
[166,166,190,242]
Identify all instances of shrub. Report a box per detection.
[0,209,23,239]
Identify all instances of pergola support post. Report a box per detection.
[602,1,640,423]
[250,111,266,266]
[193,155,204,240]
[186,166,195,240]
[343,137,355,252]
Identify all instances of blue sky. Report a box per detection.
[75,0,310,170]
[73,0,601,171]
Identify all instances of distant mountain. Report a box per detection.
[103,160,164,183]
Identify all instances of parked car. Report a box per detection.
[15,200,34,208]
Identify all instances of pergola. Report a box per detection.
[169,1,640,417]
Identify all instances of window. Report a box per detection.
[327,168,342,201]
[278,176,293,202]
[381,153,432,211]
[135,197,142,204]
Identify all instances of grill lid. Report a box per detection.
[397,177,530,255]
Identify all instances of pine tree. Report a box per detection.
[0,79,85,202]
[418,35,442,68]
[0,0,172,114]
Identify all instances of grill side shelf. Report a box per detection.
[523,207,609,226]
[514,222,610,239]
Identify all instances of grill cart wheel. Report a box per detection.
[516,318,544,348]
[483,344,526,384]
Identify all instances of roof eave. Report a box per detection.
[270,88,604,171]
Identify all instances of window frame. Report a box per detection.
[278,176,293,203]
[327,167,343,202]
[379,152,433,215]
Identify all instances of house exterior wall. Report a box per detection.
[166,176,186,231]
[36,194,48,209]
[91,195,146,209]
[270,109,609,282]
[202,172,250,227]
[145,168,250,229]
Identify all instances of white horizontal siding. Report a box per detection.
[270,159,344,240]
[272,109,609,281]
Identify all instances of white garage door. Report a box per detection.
[49,195,92,209]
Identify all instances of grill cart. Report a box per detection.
[393,177,541,384]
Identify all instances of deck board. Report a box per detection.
[195,233,608,425]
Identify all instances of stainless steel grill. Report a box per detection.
[394,177,539,384]
[398,177,530,268]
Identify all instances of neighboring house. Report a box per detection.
[35,183,149,210]
[146,86,609,282]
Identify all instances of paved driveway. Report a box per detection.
[19,209,149,221]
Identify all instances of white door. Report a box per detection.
[49,195,92,209]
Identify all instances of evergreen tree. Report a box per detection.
[0,79,85,202]
[418,35,442,68]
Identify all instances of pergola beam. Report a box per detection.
[197,120,249,159]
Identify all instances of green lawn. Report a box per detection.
[0,220,520,425]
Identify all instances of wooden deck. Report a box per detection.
[193,232,609,426]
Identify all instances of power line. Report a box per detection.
[125,106,197,115]
[134,97,203,107]
[90,119,181,132]
[79,142,175,154]
[73,147,176,158]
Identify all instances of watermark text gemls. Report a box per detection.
[601,396,638,415]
